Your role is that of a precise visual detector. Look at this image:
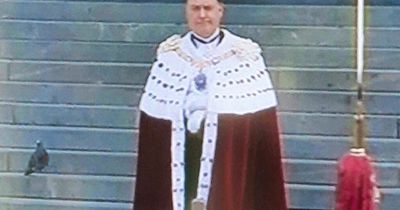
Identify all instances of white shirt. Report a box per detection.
[184,29,222,133]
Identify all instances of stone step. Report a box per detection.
[0,82,399,113]
[1,40,400,69]
[271,68,400,92]
[1,181,398,210]
[0,105,398,137]
[0,124,137,152]
[3,147,400,187]
[0,103,138,129]
[2,63,399,92]
[285,159,400,187]
[1,2,399,26]
[0,197,132,210]
[0,125,399,162]
[0,61,148,85]
[0,173,133,202]
[288,183,400,209]
[0,82,141,106]
[280,112,399,138]
[288,184,333,209]
[0,1,398,209]
[26,0,400,5]
[2,20,400,48]
[278,90,400,115]
[1,124,399,161]
[0,148,135,176]
[284,135,400,162]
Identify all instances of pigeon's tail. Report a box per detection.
[24,168,34,176]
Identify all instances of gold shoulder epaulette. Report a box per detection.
[157,34,182,56]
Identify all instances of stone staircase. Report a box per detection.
[0,1,399,209]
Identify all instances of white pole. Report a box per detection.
[357,0,365,84]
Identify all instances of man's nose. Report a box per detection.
[199,8,206,18]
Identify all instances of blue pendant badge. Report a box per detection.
[194,72,207,91]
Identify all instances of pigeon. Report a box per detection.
[24,140,49,176]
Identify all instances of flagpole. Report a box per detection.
[353,0,365,149]
[357,0,364,88]
[335,1,380,209]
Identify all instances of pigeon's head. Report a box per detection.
[35,140,42,147]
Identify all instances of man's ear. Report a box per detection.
[219,3,225,12]
[218,3,224,16]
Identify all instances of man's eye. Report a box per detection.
[192,6,201,11]
[204,6,212,11]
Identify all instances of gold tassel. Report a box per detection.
[351,100,368,150]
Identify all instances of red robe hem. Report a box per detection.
[133,107,288,210]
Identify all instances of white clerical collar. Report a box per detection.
[190,28,222,48]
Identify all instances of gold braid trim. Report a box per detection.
[157,34,182,56]
[156,35,262,70]
[174,40,261,69]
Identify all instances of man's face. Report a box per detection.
[186,0,224,38]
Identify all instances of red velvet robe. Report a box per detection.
[133,107,287,210]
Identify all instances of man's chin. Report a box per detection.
[194,29,214,38]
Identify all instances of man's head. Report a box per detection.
[186,0,224,38]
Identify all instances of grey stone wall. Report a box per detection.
[0,1,399,210]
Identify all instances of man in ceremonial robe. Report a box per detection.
[133,0,288,209]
